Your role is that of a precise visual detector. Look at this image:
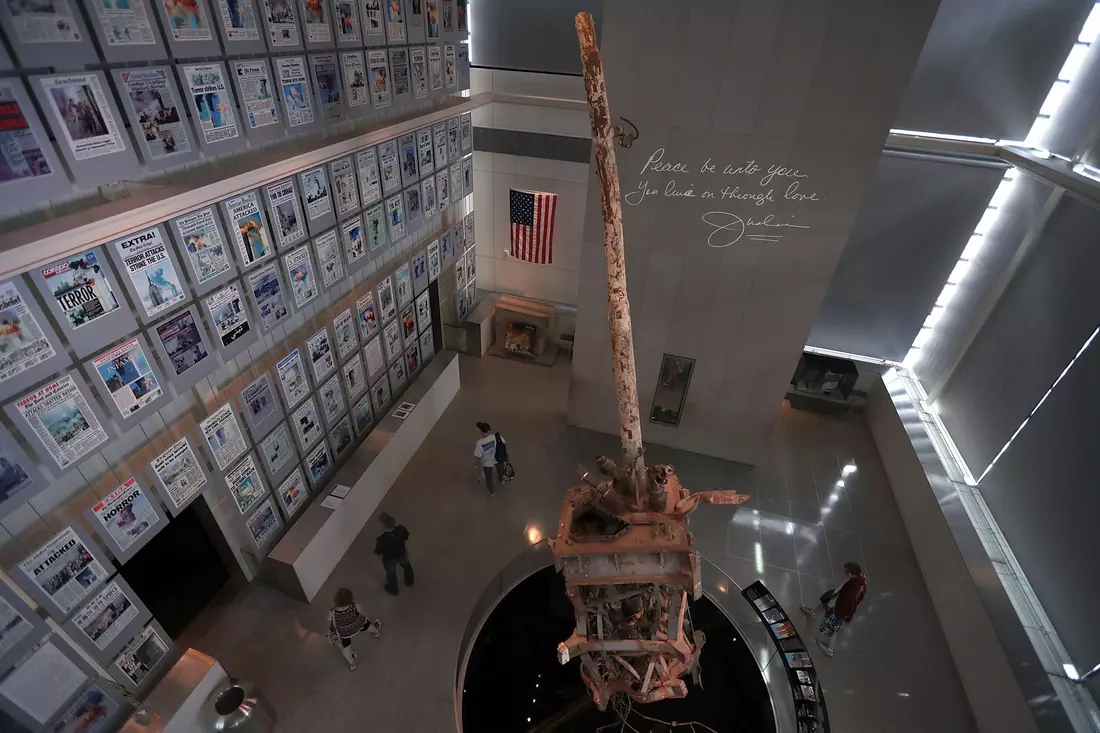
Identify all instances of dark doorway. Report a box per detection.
[119,497,233,639]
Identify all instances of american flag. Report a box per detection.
[509,189,557,264]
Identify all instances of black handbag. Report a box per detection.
[820,589,837,605]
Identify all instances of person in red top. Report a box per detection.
[801,561,867,657]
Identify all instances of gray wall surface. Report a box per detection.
[469,0,603,74]
[567,0,941,465]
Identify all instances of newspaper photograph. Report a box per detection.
[0,280,56,385]
[444,44,457,88]
[40,251,120,331]
[461,113,472,151]
[314,230,345,289]
[441,0,451,32]
[151,437,206,509]
[0,594,33,660]
[199,402,248,471]
[301,0,331,43]
[233,61,278,129]
[175,207,232,285]
[307,327,335,382]
[342,51,369,108]
[404,186,420,224]
[341,215,365,266]
[275,348,309,406]
[384,0,405,40]
[92,477,160,552]
[19,526,107,616]
[7,0,81,43]
[115,228,185,318]
[319,374,343,424]
[41,74,126,161]
[277,468,307,518]
[162,0,213,41]
[283,245,317,309]
[334,0,359,43]
[364,338,384,378]
[343,353,366,401]
[93,338,162,418]
[311,53,342,121]
[225,191,273,267]
[261,422,294,476]
[16,376,108,471]
[416,126,434,176]
[426,0,439,39]
[352,393,373,434]
[263,0,299,46]
[383,319,401,362]
[432,121,447,166]
[265,177,305,247]
[305,440,330,484]
[291,396,322,449]
[117,70,188,161]
[399,132,418,187]
[427,239,440,280]
[114,625,167,687]
[437,169,450,210]
[72,581,139,652]
[215,0,259,40]
[391,47,410,98]
[247,263,289,331]
[356,148,381,206]
[204,283,251,348]
[275,57,314,128]
[0,84,54,183]
[428,45,443,91]
[377,275,396,321]
[386,194,406,241]
[330,415,352,457]
[331,155,358,215]
[241,373,278,427]
[246,496,281,548]
[333,307,357,360]
[362,0,382,37]
[365,202,387,252]
[368,49,391,109]
[299,166,331,219]
[356,292,378,339]
[421,176,437,218]
[92,0,156,46]
[379,139,399,194]
[447,117,460,157]
[181,63,240,144]
[410,47,428,99]
[225,453,265,514]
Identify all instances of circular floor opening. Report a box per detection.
[461,566,776,732]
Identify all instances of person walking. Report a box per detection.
[801,561,867,657]
[327,588,381,671]
[374,513,414,595]
[473,421,508,495]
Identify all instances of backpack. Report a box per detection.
[494,433,508,463]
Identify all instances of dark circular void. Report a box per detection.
[461,567,776,732]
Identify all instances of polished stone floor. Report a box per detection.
[180,353,978,733]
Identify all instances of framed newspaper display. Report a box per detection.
[0,423,47,523]
[404,0,426,43]
[176,62,246,154]
[229,58,285,145]
[244,495,282,553]
[86,0,166,64]
[314,229,346,291]
[356,147,382,208]
[351,392,374,436]
[341,214,369,273]
[0,1,97,69]
[13,524,111,621]
[113,67,201,172]
[427,45,444,93]
[302,436,332,488]
[29,246,137,359]
[259,0,303,51]
[404,340,421,379]
[297,165,337,234]
[427,238,441,281]
[200,281,260,361]
[0,637,97,732]
[5,374,112,475]
[258,420,298,485]
[198,402,250,472]
[317,373,346,428]
[411,46,428,99]
[275,345,310,408]
[0,581,48,677]
[369,373,391,414]
[263,177,308,251]
[50,681,130,733]
[356,290,380,342]
[419,327,435,363]
[148,435,209,517]
[275,467,308,521]
[153,0,223,59]
[289,394,323,452]
[224,452,267,515]
[245,262,292,334]
[104,224,189,325]
[62,577,152,666]
[341,51,371,119]
[148,304,220,391]
[363,335,385,381]
[210,0,267,56]
[83,334,169,424]
[0,277,70,403]
[361,0,385,46]
[169,205,239,297]
[221,189,276,271]
[306,326,336,383]
[367,49,392,110]
[309,53,345,123]
[390,47,412,103]
[298,0,333,49]
[329,415,353,461]
[404,185,423,235]
[460,112,472,152]
[330,155,360,218]
[275,56,321,137]
[388,349,408,394]
[411,249,429,294]
[85,476,167,562]
[333,307,359,361]
[334,1,363,47]
[378,139,400,196]
[386,194,407,243]
[0,80,70,220]
[111,621,175,694]
[342,353,367,404]
[238,371,284,441]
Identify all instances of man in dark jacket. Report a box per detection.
[801,561,867,657]
[373,513,414,595]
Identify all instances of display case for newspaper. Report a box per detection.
[258,420,298,486]
[302,436,333,489]
[298,0,334,50]
[0,80,70,220]
[12,524,111,622]
[457,41,471,90]
[0,581,49,677]
[0,423,47,525]
[168,206,239,297]
[220,189,277,272]
[210,0,267,55]
[147,303,221,391]
[62,576,153,667]
[199,280,260,362]
[369,373,391,414]
[238,371,285,441]
[229,58,286,145]
[112,67,202,172]
[258,0,304,52]
[0,636,97,732]
[403,0,426,43]
[103,224,189,326]
[0,2,98,68]
[419,328,435,364]
[242,495,283,555]
[148,435,210,517]
[317,373,347,429]
[84,473,168,563]
[175,61,246,154]
[153,0,223,58]
[52,680,131,733]
[110,620,176,695]
[404,185,424,236]
[404,340,421,379]
[411,250,429,295]
[82,333,169,424]
[274,55,322,137]
[83,0,167,64]
[0,278,70,404]
[297,165,338,235]
[308,53,346,123]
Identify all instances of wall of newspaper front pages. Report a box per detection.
[0,2,475,726]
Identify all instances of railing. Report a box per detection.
[452,542,826,733]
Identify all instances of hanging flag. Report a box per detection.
[509,189,557,264]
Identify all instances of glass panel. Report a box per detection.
[650,354,695,427]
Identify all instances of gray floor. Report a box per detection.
[181,354,978,733]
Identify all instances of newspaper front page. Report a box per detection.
[204,283,251,348]
[116,227,186,318]
[275,57,314,128]
[276,348,309,406]
[120,69,191,160]
[341,51,369,108]
[19,526,107,615]
[0,281,56,385]
[265,177,306,247]
[92,0,156,46]
[40,74,126,160]
[181,64,240,144]
[92,338,163,417]
[299,166,331,219]
[233,61,279,129]
[199,402,248,471]
[411,47,428,99]
[72,580,139,651]
[92,477,161,552]
[225,453,265,514]
[16,376,108,470]
[284,245,317,308]
[247,263,289,331]
[114,625,168,686]
[151,437,207,509]
[175,207,232,284]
